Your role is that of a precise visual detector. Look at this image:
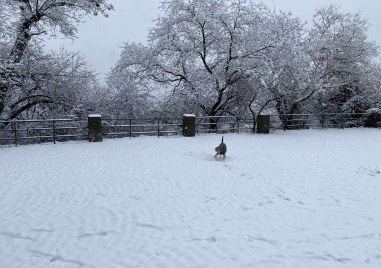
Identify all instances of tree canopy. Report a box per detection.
[110,0,381,124]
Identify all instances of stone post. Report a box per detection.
[182,114,196,137]
[88,114,102,142]
[256,115,270,134]
[364,108,381,128]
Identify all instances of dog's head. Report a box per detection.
[215,145,223,153]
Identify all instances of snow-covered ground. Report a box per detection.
[1,128,380,268]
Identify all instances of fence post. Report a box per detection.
[237,117,240,133]
[129,119,132,138]
[52,120,56,144]
[182,114,196,137]
[321,114,325,128]
[13,121,18,147]
[88,114,102,142]
[157,118,160,137]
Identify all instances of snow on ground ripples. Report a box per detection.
[1,129,381,268]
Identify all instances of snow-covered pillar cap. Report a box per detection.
[88,114,102,118]
[183,114,195,117]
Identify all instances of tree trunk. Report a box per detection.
[276,100,298,130]
[0,14,39,118]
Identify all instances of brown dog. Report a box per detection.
[214,136,227,159]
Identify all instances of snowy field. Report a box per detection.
[1,128,381,268]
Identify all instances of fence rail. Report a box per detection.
[0,113,368,146]
[274,113,366,130]
[102,118,182,139]
[0,119,87,146]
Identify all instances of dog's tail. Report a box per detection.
[221,136,224,143]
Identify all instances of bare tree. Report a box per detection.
[0,0,113,119]
[106,64,154,118]
[307,5,379,115]
[114,0,277,120]
[2,45,99,124]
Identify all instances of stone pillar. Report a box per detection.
[364,108,381,127]
[182,114,196,137]
[257,115,270,134]
[88,114,102,142]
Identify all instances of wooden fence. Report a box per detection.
[0,119,87,146]
[0,113,367,146]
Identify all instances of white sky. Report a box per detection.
[44,0,381,84]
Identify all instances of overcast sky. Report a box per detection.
[44,0,381,83]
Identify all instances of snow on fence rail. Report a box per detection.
[0,113,367,146]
